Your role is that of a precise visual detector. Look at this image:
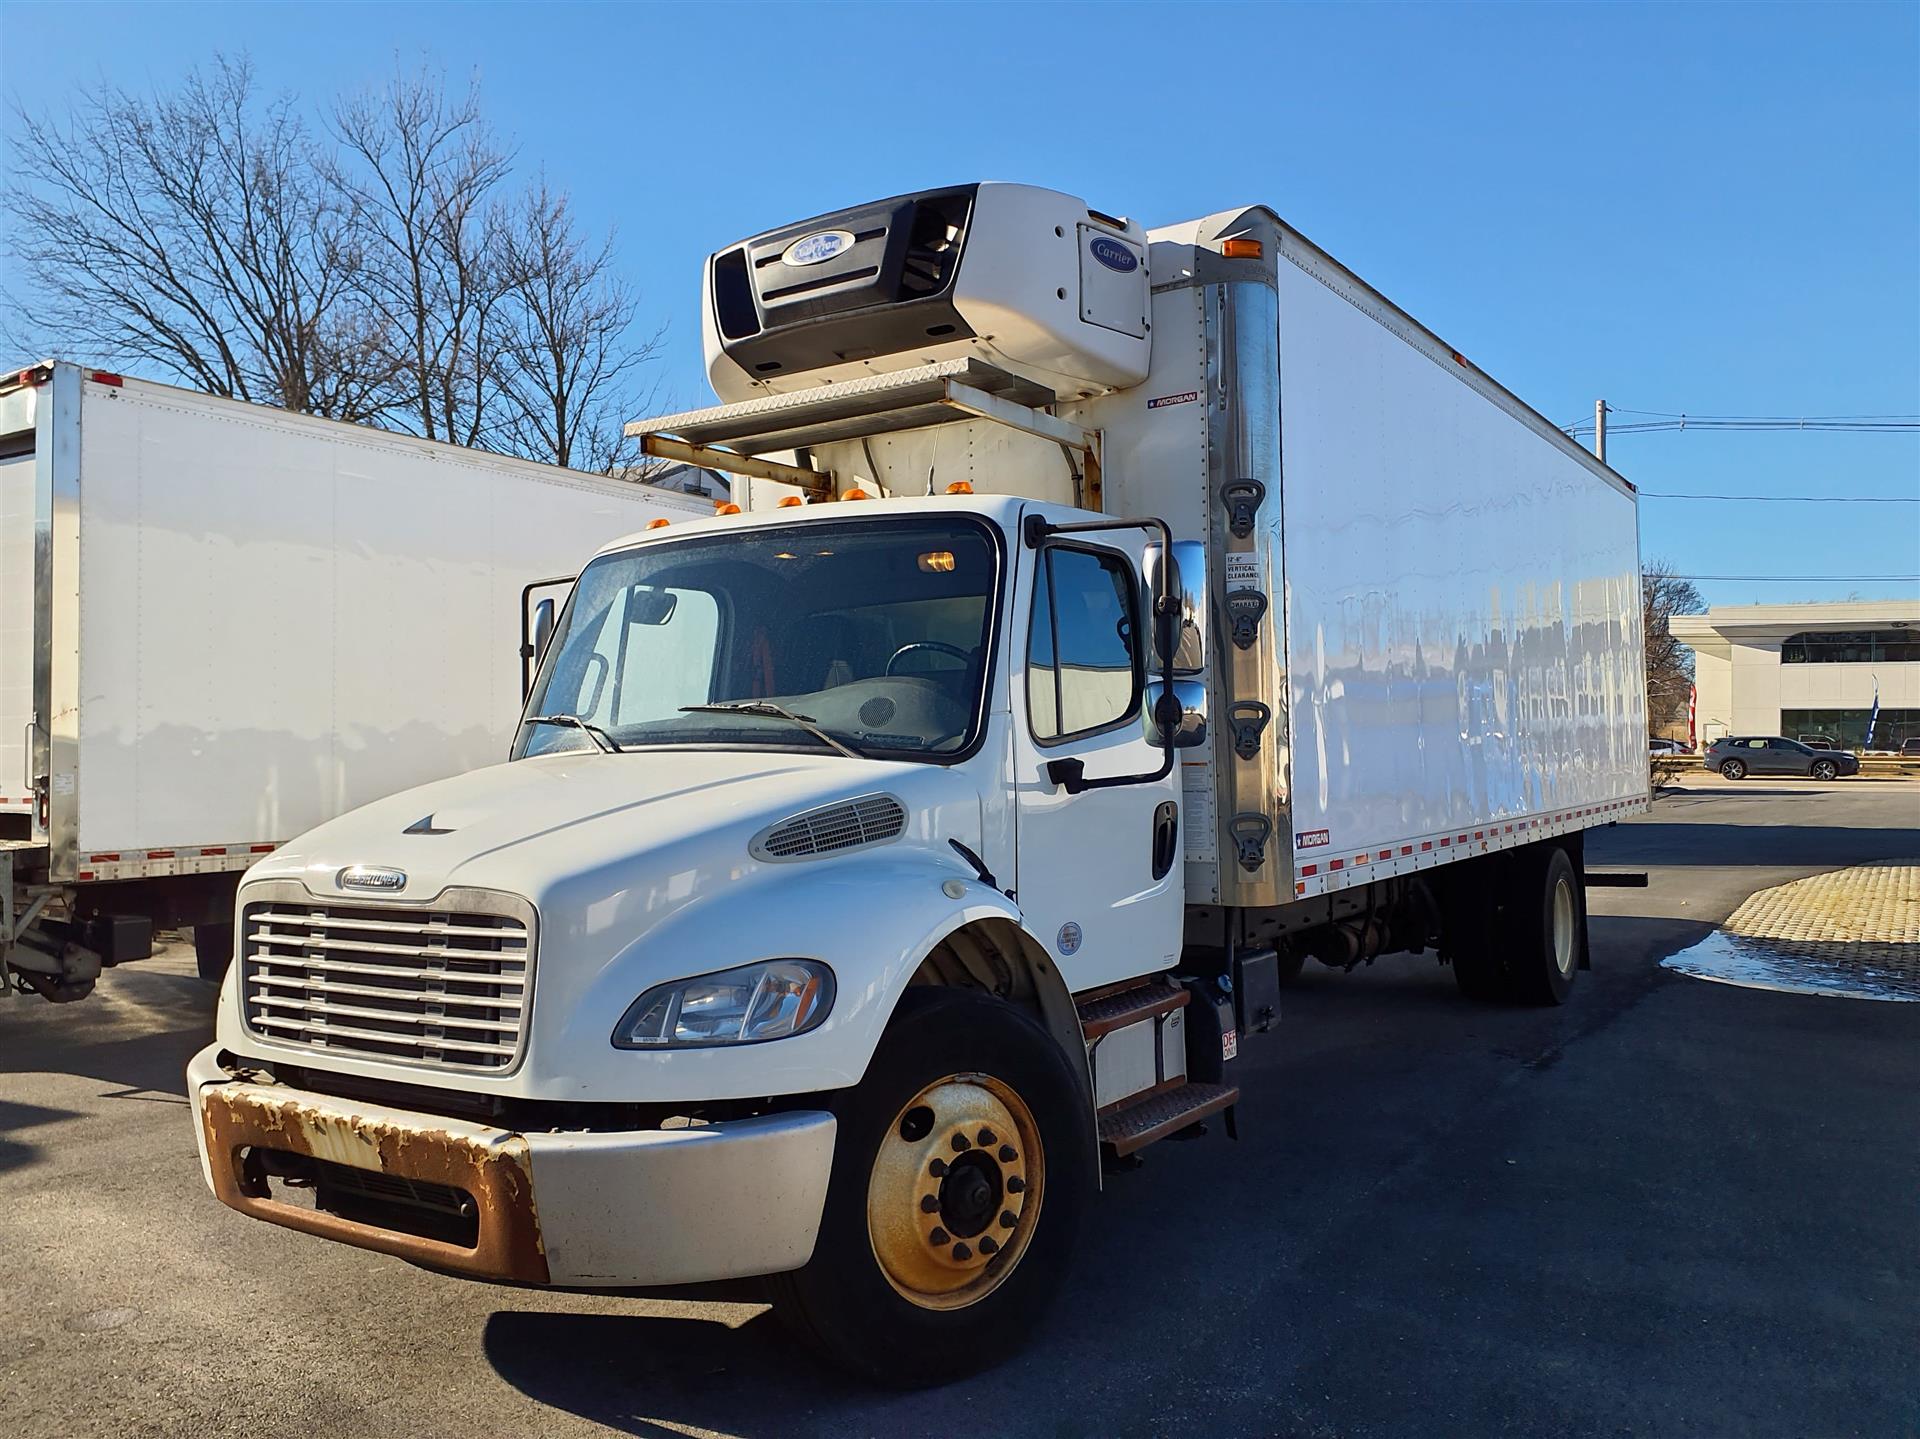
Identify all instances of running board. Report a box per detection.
[1097,1081,1239,1157]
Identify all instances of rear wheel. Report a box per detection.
[1505,846,1584,1006]
[1719,759,1747,780]
[1811,758,1837,781]
[767,987,1093,1387]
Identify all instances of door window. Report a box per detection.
[1027,545,1141,743]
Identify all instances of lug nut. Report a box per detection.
[951,1133,971,1152]
[929,1227,950,1246]
[1006,1176,1025,1194]
[998,1145,1017,1163]
[977,1128,997,1146]
[951,1243,972,1261]
[1000,1210,1017,1229]
[978,1236,998,1255]
[921,1194,940,1213]
[928,1158,947,1178]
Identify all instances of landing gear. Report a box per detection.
[767,987,1092,1387]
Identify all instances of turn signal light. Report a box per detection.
[646,518,671,529]
[1222,238,1263,259]
[944,481,974,495]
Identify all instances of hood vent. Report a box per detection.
[753,794,907,862]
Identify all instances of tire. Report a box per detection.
[194,922,234,984]
[766,986,1093,1388]
[1444,864,1510,1001]
[1719,759,1747,780]
[1811,759,1837,781]
[1505,846,1584,1006]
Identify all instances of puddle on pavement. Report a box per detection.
[1662,930,1920,1002]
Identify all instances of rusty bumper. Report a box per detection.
[197,1078,551,1284]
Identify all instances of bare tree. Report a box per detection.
[495,177,663,471]
[4,57,390,420]
[328,66,512,447]
[1643,559,1705,728]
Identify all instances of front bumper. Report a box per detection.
[187,1045,836,1286]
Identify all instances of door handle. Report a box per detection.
[1151,800,1179,880]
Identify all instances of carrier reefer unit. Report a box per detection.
[1,361,706,1000]
[187,184,1646,1385]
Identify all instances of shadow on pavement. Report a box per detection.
[481,1307,876,1436]
[1590,822,1920,868]
[0,1098,85,1178]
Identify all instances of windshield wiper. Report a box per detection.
[522,713,625,753]
[679,702,868,760]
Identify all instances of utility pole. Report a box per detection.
[1594,399,1607,464]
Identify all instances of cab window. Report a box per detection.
[1027,545,1142,744]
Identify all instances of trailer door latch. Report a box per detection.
[1228,813,1272,872]
[1225,590,1267,650]
[1222,479,1264,539]
[1227,700,1271,760]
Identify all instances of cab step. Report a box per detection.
[1075,979,1188,1040]
[1097,1080,1238,1157]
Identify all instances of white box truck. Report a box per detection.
[1,361,707,1000]
[186,185,1646,1383]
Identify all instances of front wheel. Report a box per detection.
[1811,759,1837,781]
[1719,759,1747,780]
[767,987,1093,1387]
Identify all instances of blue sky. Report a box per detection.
[4,1,1916,607]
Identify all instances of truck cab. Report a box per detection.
[189,182,1644,1384]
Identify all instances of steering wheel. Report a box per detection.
[884,641,973,676]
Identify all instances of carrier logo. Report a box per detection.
[1295,830,1331,850]
[338,865,406,892]
[1088,235,1140,273]
[782,229,856,267]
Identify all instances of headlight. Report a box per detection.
[612,959,835,1049]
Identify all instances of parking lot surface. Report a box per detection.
[4,780,1917,1438]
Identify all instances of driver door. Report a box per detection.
[1011,509,1182,992]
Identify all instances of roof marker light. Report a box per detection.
[842,488,871,502]
[778,495,805,507]
[944,481,974,495]
[1222,238,1263,260]
[715,502,742,515]
[647,518,671,529]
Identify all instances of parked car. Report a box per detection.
[1901,739,1920,759]
[1649,738,1692,755]
[1797,734,1838,749]
[1705,736,1860,781]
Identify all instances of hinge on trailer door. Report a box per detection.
[1227,700,1271,761]
[1225,590,1267,650]
[1228,814,1272,872]
[1221,479,1264,538]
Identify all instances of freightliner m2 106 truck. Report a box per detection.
[188,184,1646,1383]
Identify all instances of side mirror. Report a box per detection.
[1144,680,1209,749]
[531,596,557,661]
[1143,540,1207,674]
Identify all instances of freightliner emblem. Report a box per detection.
[338,865,406,892]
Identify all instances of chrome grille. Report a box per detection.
[754,794,906,860]
[239,888,533,1072]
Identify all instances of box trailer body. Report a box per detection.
[1,362,706,998]
[186,184,1646,1384]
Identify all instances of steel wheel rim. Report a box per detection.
[866,1073,1044,1311]
[1551,875,1577,976]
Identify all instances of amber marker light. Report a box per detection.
[1222,238,1263,259]
[944,481,975,495]
[842,488,872,502]
[646,518,671,529]
[917,551,956,574]
[778,496,805,507]
[715,502,742,515]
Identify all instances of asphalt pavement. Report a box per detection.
[3,780,1917,1438]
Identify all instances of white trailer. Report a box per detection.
[1,361,707,1000]
[186,185,1645,1384]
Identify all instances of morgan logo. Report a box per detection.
[1087,235,1140,273]
[338,865,406,892]
[781,229,856,267]
[1295,830,1331,850]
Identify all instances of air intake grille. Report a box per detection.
[238,888,533,1072]
[755,795,907,861]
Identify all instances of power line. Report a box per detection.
[1639,491,1920,503]
[1565,419,1917,435]
[1667,574,1920,583]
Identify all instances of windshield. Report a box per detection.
[515,516,1000,762]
